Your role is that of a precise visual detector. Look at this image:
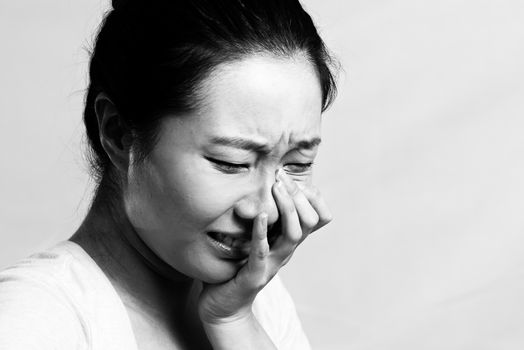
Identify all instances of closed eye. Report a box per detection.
[284,162,314,174]
[205,157,249,174]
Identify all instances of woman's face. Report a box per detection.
[124,55,323,283]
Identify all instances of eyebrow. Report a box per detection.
[294,137,322,149]
[209,136,321,152]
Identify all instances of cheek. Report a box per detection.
[125,164,172,231]
[135,160,242,232]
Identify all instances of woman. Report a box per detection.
[0,0,337,348]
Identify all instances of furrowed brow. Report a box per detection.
[209,136,321,152]
[295,137,321,150]
[209,136,270,152]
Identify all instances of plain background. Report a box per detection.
[1,1,524,349]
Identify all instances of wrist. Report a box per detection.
[202,309,254,330]
[202,311,277,350]
[198,297,253,325]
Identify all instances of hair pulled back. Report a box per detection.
[84,0,337,190]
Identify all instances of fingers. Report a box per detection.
[297,183,333,231]
[277,170,320,234]
[270,169,321,261]
[198,175,331,324]
[243,170,332,271]
[248,213,269,271]
[272,174,303,245]
[277,169,332,233]
[238,213,269,291]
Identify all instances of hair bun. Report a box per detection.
[112,0,127,11]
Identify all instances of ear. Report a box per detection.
[94,93,132,173]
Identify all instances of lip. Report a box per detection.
[206,231,251,260]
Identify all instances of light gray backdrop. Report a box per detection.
[1,1,524,349]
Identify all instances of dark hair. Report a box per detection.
[84,0,337,189]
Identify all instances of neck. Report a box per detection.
[70,181,195,319]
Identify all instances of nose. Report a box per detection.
[233,172,280,228]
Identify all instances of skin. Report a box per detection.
[71,54,332,349]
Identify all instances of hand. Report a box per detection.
[198,169,332,325]
[270,169,333,265]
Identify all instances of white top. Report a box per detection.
[0,241,311,349]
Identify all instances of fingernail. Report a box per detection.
[275,179,285,193]
[275,168,284,182]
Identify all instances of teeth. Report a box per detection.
[212,232,249,249]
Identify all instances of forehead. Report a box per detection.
[192,55,323,147]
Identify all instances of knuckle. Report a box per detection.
[284,202,298,216]
[311,211,320,225]
[247,277,267,292]
[321,211,333,224]
[302,213,319,230]
[288,230,302,244]
[256,246,270,259]
[305,185,321,199]
[289,185,300,197]
[254,281,266,291]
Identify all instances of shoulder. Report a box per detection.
[0,241,102,305]
[0,241,91,348]
[253,274,312,350]
[0,241,137,350]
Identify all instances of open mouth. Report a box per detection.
[207,220,282,259]
[206,231,251,260]
[207,231,250,250]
